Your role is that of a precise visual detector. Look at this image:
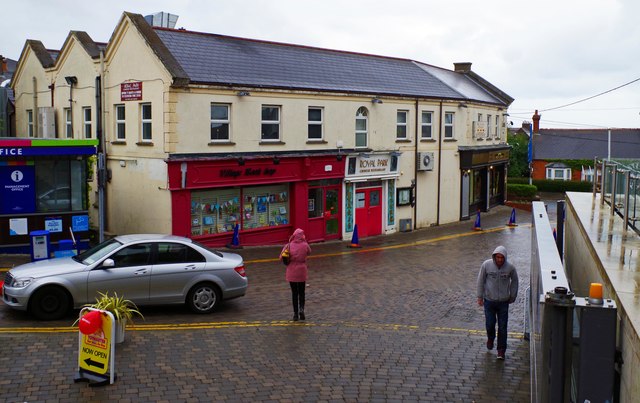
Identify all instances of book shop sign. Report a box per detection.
[121,82,142,101]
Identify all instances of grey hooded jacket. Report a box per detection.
[476,245,519,303]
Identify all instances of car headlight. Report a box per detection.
[11,277,34,288]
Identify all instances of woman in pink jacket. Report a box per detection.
[280,228,311,321]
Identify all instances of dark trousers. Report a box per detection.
[484,299,509,351]
[289,282,305,313]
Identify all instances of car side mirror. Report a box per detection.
[102,258,115,268]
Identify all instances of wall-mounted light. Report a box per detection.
[273,157,280,165]
[336,154,343,161]
[359,153,370,159]
[237,91,251,96]
[390,151,402,157]
[371,98,383,104]
[65,76,77,85]
[458,103,468,108]
[238,157,245,166]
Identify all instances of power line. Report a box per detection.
[539,77,640,112]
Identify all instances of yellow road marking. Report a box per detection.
[0,320,522,339]
[1,223,530,334]
[0,223,531,270]
[246,223,531,264]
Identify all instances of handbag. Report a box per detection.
[280,244,291,266]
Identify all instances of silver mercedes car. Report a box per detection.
[2,234,248,320]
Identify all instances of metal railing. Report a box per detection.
[595,157,640,233]
[529,202,617,402]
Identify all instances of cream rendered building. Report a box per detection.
[7,12,513,249]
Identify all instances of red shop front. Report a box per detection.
[167,154,345,247]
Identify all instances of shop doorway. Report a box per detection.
[308,183,341,242]
[355,187,382,237]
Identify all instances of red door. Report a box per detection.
[307,186,341,242]
[355,188,382,238]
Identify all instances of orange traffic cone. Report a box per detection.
[473,210,483,231]
[349,224,362,248]
[506,208,518,227]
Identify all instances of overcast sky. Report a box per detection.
[4,0,640,129]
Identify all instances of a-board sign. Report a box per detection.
[74,308,116,386]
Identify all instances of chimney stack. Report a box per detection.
[453,62,472,73]
[532,110,541,133]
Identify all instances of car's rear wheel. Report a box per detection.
[187,283,221,314]
[29,286,71,320]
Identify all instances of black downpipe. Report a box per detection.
[436,101,443,225]
[413,99,419,229]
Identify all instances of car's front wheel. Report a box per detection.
[187,283,221,314]
[29,286,71,320]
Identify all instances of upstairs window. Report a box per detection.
[421,111,433,139]
[261,105,280,141]
[495,115,500,138]
[115,104,126,140]
[396,110,408,140]
[141,103,152,141]
[486,114,492,138]
[308,107,323,140]
[444,112,454,139]
[27,110,34,137]
[64,108,72,138]
[83,107,92,138]
[355,107,368,148]
[211,104,230,141]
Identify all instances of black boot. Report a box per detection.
[292,312,299,321]
[299,307,305,320]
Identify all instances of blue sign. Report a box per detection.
[72,215,89,232]
[0,165,36,214]
[0,146,96,156]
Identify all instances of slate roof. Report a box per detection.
[148,24,510,105]
[533,129,640,160]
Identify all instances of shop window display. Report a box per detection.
[191,184,289,236]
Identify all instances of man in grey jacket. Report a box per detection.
[476,245,518,360]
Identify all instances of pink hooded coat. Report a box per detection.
[281,228,311,282]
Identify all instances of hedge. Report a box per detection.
[507,178,592,192]
[506,183,537,198]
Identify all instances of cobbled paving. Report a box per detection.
[0,205,537,402]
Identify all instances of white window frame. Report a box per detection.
[308,107,323,140]
[355,107,368,148]
[27,109,33,137]
[546,167,571,181]
[64,108,72,138]
[141,103,152,141]
[397,110,408,140]
[83,107,92,138]
[486,114,492,138]
[115,104,126,140]
[495,115,500,139]
[444,112,454,139]
[261,105,280,141]
[421,111,433,139]
[210,103,230,142]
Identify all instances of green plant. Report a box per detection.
[507,183,537,198]
[87,292,144,324]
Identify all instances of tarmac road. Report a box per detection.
[0,205,536,402]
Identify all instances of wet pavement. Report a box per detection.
[0,202,546,402]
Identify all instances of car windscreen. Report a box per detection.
[74,238,124,265]
[191,240,223,258]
